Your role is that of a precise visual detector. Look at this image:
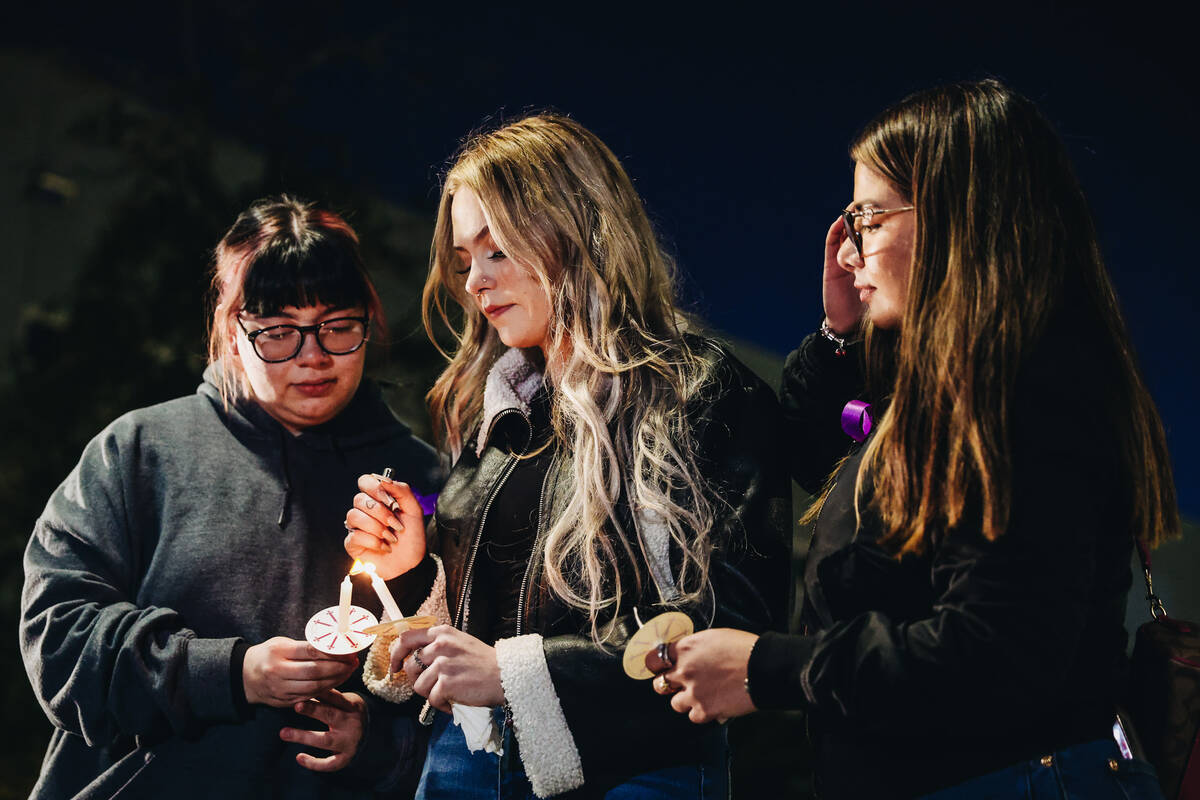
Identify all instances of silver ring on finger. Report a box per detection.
[657,642,674,669]
[654,673,677,694]
[411,647,428,672]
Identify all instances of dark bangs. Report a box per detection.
[241,237,370,316]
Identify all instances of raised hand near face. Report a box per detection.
[822,215,864,336]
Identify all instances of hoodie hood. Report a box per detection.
[198,361,425,527]
[198,361,412,450]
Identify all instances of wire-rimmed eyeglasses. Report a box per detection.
[840,206,914,257]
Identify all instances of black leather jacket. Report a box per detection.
[431,341,792,795]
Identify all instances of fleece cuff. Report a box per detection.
[496,634,584,798]
[363,555,451,703]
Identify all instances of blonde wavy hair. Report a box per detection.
[423,114,718,638]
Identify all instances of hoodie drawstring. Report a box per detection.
[277,430,292,529]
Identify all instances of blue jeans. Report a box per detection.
[416,707,728,799]
[921,739,1164,799]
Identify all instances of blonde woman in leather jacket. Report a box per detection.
[343,114,792,799]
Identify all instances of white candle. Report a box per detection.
[337,575,353,633]
[365,562,403,621]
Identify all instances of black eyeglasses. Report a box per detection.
[237,315,370,363]
[840,206,914,257]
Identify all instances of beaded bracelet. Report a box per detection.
[819,318,860,356]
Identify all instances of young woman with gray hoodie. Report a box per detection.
[20,196,442,799]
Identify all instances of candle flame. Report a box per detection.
[349,559,367,576]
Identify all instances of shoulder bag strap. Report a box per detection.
[1134,538,1169,622]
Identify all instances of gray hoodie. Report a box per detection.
[20,365,442,799]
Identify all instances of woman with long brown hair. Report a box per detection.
[343,114,791,798]
[648,80,1178,798]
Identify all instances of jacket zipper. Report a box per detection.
[453,409,533,630]
[505,422,549,746]
[515,464,553,636]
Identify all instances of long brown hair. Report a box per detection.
[842,79,1178,553]
[423,114,719,639]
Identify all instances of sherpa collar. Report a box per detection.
[472,346,680,603]
[476,347,545,458]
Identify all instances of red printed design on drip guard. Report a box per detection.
[305,605,379,655]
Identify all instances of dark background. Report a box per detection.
[2,3,1196,796]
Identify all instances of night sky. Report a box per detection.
[8,2,1198,515]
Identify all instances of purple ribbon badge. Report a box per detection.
[381,467,438,516]
[841,400,873,443]
[413,490,439,516]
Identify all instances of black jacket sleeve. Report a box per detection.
[780,332,865,494]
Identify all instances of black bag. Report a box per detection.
[1125,540,1200,799]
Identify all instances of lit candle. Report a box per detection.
[352,559,403,621]
[337,575,353,633]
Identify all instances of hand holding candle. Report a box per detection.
[389,625,506,711]
[244,637,360,705]
[344,472,430,580]
[642,628,759,725]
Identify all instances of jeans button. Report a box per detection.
[1040,755,1054,767]
[1108,758,1120,772]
